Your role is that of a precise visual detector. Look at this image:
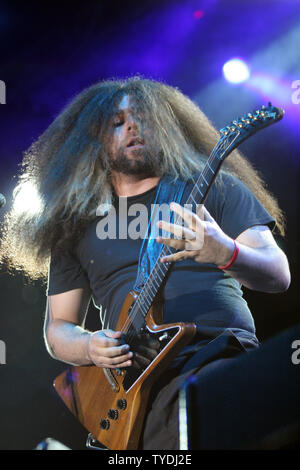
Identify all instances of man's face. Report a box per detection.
[107,94,161,177]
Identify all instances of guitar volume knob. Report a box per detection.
[99,418,110,430]
[108,409,119,420]
[117,399,127,410]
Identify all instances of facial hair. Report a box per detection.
[109,145,163,178]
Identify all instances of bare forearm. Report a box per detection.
[45,319,134,369]
[225,243,291,293]
[45,319,93,366]
[45,290,132,368]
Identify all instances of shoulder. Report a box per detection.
[215,171,251,195]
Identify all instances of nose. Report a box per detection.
[127,115,138,132]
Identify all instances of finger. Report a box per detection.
[170,202,205,233]
[102,329,124,347]
[98,343,132,358]
[157,235,185,251]
[100,330,122,347]
[103,329,122,339]
[102,356,133,369]
[160,250,191,263]
[157,221,197,241]
[201,205,215,223]
[97,350,133,366]
[158,234,204,253]
[109,351,133,365]
[170,202,194,227]
[89,332,121,352]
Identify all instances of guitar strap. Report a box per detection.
[133,175,187,293]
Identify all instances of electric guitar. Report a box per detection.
[53,103,284,450]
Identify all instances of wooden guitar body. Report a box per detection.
[54,291,197,450]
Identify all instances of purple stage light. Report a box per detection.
[222,58,250,84]
[193,10,204,20]
[246,73,292,104]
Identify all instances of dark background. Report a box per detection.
[0,0,299,450]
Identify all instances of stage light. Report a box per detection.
[246,73,291,104]
[13,181,43,216]
[193,10,204,20]
[222,58,250,84]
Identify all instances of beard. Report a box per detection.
[109,145,163,178]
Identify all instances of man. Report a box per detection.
[0,78,290,449]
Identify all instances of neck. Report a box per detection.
[111,172,160,197]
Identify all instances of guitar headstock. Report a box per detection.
[218,102,284,158]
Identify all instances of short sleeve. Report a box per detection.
[209,173,276,240]
[47,248,91,296]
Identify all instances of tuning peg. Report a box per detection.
[222,124,235,134]
[220,127,228,135]
[232,119,243,129]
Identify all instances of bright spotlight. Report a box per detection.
[222,58,250,84]
[13,181,43,216]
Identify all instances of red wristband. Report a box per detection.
[218,240,239,270]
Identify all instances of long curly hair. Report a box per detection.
[0,76,285,281]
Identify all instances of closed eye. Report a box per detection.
[113,120,124,127]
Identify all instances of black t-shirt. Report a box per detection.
[47,173,275,349]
